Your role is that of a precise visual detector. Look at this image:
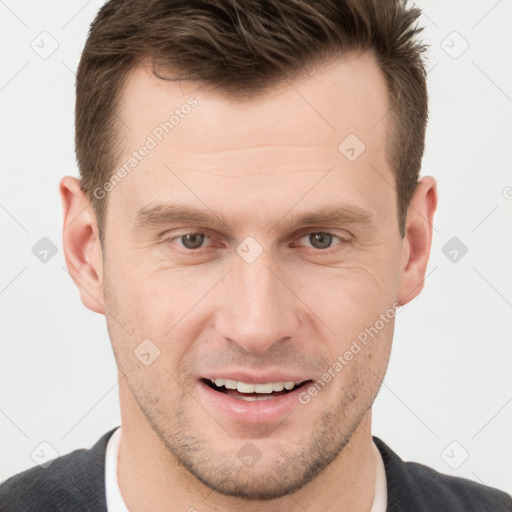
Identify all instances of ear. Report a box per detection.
[60,176,105,315]
[397,176,438,306]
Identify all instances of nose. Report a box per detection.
[215,251,302,354]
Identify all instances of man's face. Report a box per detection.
[101,52,405,498]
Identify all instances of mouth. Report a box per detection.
[201,377,312,401]
[197,375,315,422]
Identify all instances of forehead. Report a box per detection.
[118,51,390,153]
[110,51,395,230]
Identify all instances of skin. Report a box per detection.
[60,50,437,512]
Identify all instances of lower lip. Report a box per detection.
[197,380,308,423]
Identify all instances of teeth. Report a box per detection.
[209,378,302,394]
[237,382,255,393]
[237,395,274,401]
[224,379,237,390]
[254,383,273,393]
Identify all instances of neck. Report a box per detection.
[117,383,377,512]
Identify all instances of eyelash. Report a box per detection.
[165,229,350,254]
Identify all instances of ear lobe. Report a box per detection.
[397,176,438,306]
[60,176,105,315]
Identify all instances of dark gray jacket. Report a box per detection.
[1,428,511,511]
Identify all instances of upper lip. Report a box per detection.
[200,372,311,384]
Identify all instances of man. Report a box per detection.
[0,0,510,510]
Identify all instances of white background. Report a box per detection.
[1,0,511,496]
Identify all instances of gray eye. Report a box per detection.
[180,233,206,250]
[308,233,333,249]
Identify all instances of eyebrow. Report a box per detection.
[135,202,375,232]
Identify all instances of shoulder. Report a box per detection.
[0,427,117,512]
[373,437,512,511]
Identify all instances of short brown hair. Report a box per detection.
[76,0,428,238]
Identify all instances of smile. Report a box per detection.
[201,378,310,402]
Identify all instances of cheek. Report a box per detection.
[299,259,398,337]
[104,250,174,322]
[105,266,210,374]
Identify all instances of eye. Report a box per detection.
[166,230,349,253]
[295,231,348,250]
[174,232,211,250]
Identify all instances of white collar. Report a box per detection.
[105,427,387,512]
[104,427,130,512]
[371,440,388,512]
